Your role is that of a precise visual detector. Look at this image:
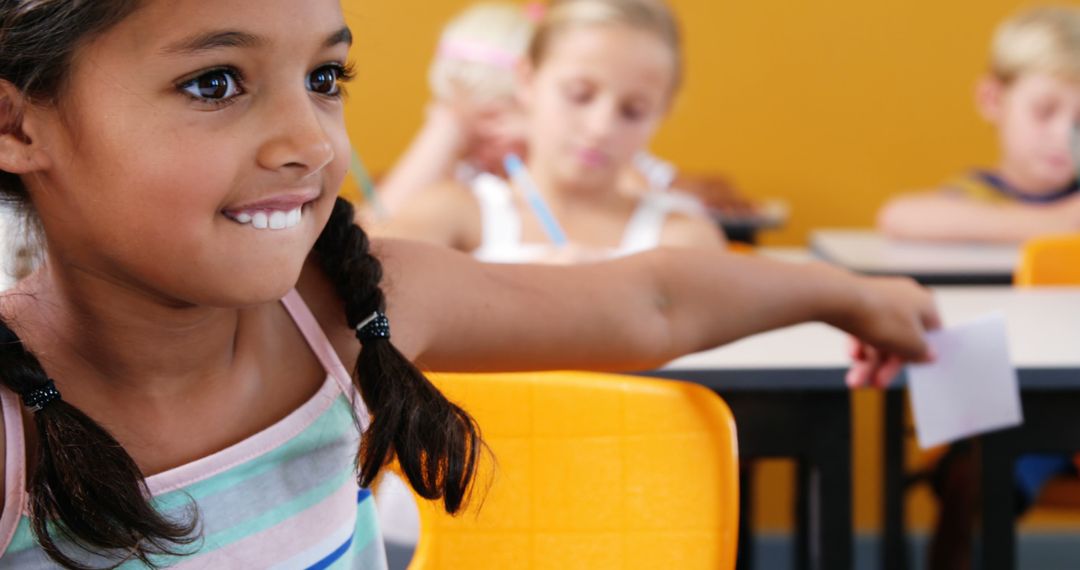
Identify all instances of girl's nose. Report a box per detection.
[582,99,619,142]
[256,95,335,178]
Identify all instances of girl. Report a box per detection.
[376,0,727,260]
[0,0,935,568]
[375,0,752,248]
[373,2,536,215]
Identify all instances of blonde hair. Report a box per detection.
[428,2,535,102]
[990,5,1080,83]
[529,0,683,92]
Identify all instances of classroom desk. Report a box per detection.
[714,199,789,245]
[646,321,855,570]
[881,287,1080,570]
[810,229,1020,285]
[647,286,1080,570]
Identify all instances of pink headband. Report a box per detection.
[437,40,520,69]
[524,2,546,23]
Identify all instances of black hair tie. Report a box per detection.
[355,312,390,342]
[21,379,61,412]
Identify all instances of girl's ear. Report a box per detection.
[0,81,50,175]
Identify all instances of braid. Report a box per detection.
[314,197,482,513]
[0,321,198,569]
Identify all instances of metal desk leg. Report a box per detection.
[979,433,1016,570]
[816,430,853,570]
[796,459,811,570]
[884,389,909,570]
[737,462,755,570]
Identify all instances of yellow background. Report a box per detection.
[341,0,1072,534]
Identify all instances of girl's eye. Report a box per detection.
[180,69,242,101]
[308,64,348,96]
[564,86,592,104]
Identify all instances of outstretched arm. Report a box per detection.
[877,192,1080,243]
[376,239,938,380]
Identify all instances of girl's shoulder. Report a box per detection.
[293,248,438,368]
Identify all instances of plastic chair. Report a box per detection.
[1015,233,1080,503]
[1014,233,1080,286]
[407,371,740,570]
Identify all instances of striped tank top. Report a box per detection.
[0,290,388,569]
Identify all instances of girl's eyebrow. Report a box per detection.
[161,30,262,55]
[325,27,353,48]
[161,26,352,55]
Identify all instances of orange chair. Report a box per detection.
[408,371,740,570]
[1015,233,1080,502]
[1014,233,1080,286]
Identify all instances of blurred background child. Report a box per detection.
[370,1,765,242]
[374,0,728,261]
[375,3,535,214]
[877,6,1080,244]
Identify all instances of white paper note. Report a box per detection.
[907,313,1023,449]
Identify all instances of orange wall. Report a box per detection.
[342,0,1028,246]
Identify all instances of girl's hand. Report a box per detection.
[831,276,941,388]
[422,100,471,152]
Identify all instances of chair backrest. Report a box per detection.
[1015,234,1080,286]
[407,371,739,570]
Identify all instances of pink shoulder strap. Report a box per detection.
[280,290,370,428]
[0,387,27,554]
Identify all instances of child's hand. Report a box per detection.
[831,276,941,388]
[422,100,471,149]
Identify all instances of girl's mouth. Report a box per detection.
[222,191,319,231]
[223,203,313,230]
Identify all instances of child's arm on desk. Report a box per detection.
[375,239,939,387]
[877,191,1080,243]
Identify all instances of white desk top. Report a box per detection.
[665,287,1080,371]
[810,229,1019,277]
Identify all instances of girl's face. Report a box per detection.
[521,23,675,189]
[23,0,351,307]
[982,72,1080,191]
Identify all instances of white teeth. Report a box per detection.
[269,211,287,230]
[230,206,304,230]
[286,207,302,228]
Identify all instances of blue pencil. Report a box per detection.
[503,154,569,247]
[350,149,386,219]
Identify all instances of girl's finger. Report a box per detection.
[873,354,905,388]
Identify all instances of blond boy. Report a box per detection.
[878,6,1080,243]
